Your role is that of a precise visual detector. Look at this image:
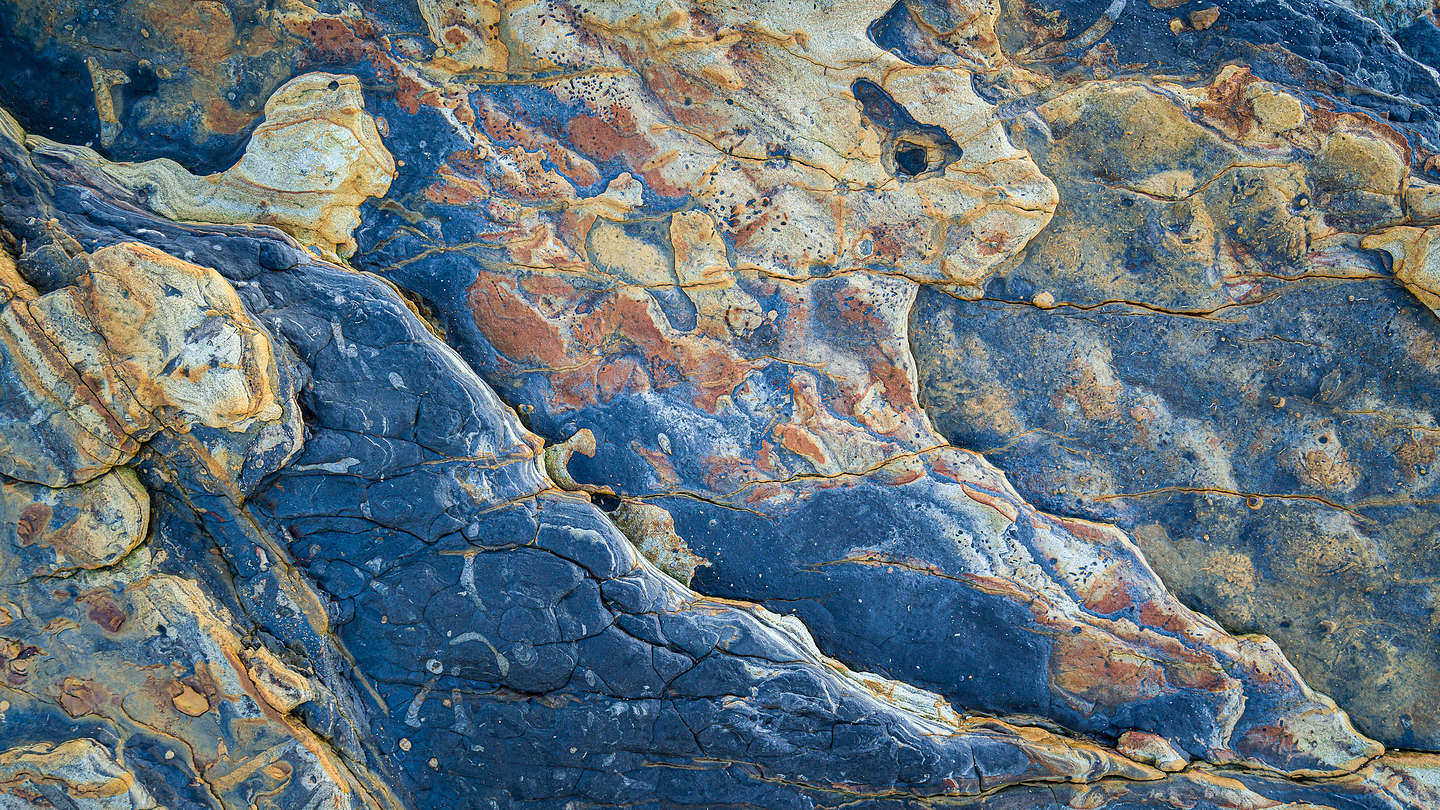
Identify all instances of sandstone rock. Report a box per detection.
[0,249,142,487]
[244,644,315,714]
[609,500,709,585]
[34,72,395,259]
[0,738,157,810]
[34,242,284,433]
[1118,730,1190,772]
[914,53,1440,753]
[0,468,149,577]
[1363,225,1440,315]
[0,0,1437,807]
[340,0,1384,778]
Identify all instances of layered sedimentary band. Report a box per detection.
[0,1,1437,808]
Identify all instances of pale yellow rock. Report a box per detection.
[853,381,905,435]
[170,682,210,717]
[1246,84,1306,132]
[1117,730,1190,772]
[1,239,296,487]
[419,0,509,72]
[33,72,395,259]
[1405,181,1440,221]
[31,242,282,434]
[0,468,149,574]
[1314,130,1407,197]
[940,254,995,285]
[92,243,277,428]
[544,428,599,493]
[1363,226,1440,317]
[0,739,157,809]
[668,210,768,340]
[85,57,130,148]
[0,252,142,486]
[515,1,1057,290]
[611,500,709,585]
[590,219,675,288]
[245,644,314,713]
[1135,168,1202,200]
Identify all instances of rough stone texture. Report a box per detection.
[0,1,1436,808]
[44,71,397,260]
[910,11,1440,752]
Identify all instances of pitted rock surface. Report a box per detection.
[0,1,1437,808]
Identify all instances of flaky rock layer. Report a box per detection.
[0,0,1438,808]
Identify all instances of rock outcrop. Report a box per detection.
[0,0,1436,808]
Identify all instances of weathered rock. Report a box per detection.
[912,52,1440,752]
[0,248,142,487]
[333,0,1385,777]
[37,72,396,259]
[1117,730,1190,773]
[0,738,157,810]
[0,0,1437,808]
[1364,224,1440,314]
[0,221,297,489]
[36,241,285,433]
[609,500,710,585]
[0,469,149,578]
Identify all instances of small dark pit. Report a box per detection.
[895,144,928,177]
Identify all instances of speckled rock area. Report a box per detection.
[0,1,1437,808]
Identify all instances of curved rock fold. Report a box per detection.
[0,1,1435,808]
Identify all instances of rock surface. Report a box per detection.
[0,0,1435,808]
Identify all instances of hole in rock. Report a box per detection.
[895,143,928,176]
[127,65,159,100]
